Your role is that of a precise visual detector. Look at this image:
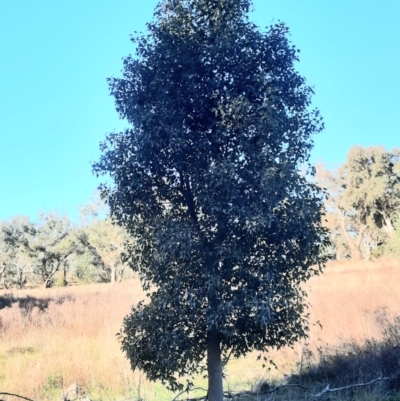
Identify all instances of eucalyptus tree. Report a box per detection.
[77,192,131,283]
[315,164,364,260]
[382,212,400,257]
[0,216,32,289]
[27,213,77,288]
[94,0,328,399]
[78,218,129,283]
[340,146,400,241]
[317,146,400,260]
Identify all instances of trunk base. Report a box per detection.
[207,331,223,401]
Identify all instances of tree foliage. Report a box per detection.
[341,146,400,242]
[315,164,365,261]
[25,213,78,288]
[1,212,85,289]
[316,146,400,260]
[382,212,400,257]
[94,0,328,398]
[0,195,132,289]
[0,216,31,289]
[76,192,131,283]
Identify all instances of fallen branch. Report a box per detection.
[0,393,35,401]
[171,375,392,401]
[0,393,91,401]
[312,376,391,398]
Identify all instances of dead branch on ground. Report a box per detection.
[171,375,392,401]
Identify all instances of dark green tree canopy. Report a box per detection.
[94,0,327,395]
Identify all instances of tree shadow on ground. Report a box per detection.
[0,293,74,312]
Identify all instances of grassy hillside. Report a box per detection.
[0,259,399,400]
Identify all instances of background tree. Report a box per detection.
[26,213,78,288]
[341,146,400,250]
[315,164,365,260]
[77,218,129,283]
[0,195,132,288]
[95,0,328,399]
[77,193,131,283]
[382,212,400,257]
[0,216,32,289]
[316,146,400,260]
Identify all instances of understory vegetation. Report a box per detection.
[250,311,400,401]
[0,259,399,400]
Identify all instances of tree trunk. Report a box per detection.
[111,266,116,284]
[62,265,68,286]
[339,217,363,261]
[117,265,125,282]
[384,215,393,238]
[207,330,223,401]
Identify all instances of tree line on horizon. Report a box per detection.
[0,193,133,289]
[0,144,398,291]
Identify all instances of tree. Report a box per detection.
[78,218,129,283]
[94,1,328,399]
[382,212,400,257]
[341,146,400,247]
[77,193,131,283]
[316,146,400,260]
[27,213,78,288]
[0,216,32,289]
[315,164,365,260]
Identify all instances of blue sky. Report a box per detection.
[0,0,399,221]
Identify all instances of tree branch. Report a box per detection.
[222,349,234,366]
[171,387,207,401]
[170,376,392,401]
[0,393,93,401]
[46,260,61,283]
[178,170,198,224]
[312,376,390,398]
[0,392,35,401]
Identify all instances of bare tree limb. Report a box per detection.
[222,349,234,366]
[171,387,207,401]
[171,375,392,401]
[312,376,391,398]
[0,391,91,401]
[0,392,35,401]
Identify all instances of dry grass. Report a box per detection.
[0,258,400,400]
[0,281,159,400]
[224,258,400,390]
[307,258,400,344]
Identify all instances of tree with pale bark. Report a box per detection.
[381,212,400,257]
[26,213,78,288]
[315,164,365,261]
[316,146,400,260]
[77,193,130,283]
[78,218,129,283]
[342,146,400,243]
[0,216,32,289]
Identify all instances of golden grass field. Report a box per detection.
[0,258,399,401]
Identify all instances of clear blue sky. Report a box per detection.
[1,0,399,221]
